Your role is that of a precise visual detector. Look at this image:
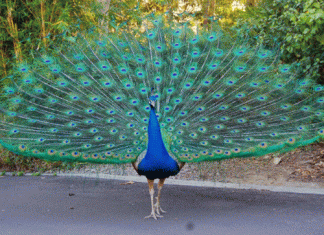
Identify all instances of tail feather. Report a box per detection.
[0,14,323,164]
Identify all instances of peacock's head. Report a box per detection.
[149,95,157,109]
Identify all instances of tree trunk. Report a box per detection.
[246,0,256,7]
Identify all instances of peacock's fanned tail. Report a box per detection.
[1,14,324,164]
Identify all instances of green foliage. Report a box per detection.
[0,0,108,79]
[17,171,24,176]
[1,171,6,176]
[238,0,324,82]
[0,0,251,81]
[32,172,41,176]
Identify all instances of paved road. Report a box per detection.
[1,176,323,235]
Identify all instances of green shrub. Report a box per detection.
[238,0,324,82]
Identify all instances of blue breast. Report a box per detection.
[138,108,180,179]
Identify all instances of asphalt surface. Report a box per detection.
[0,176,323,235]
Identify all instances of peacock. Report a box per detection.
[1,12,324,220]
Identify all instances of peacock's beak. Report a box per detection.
[149,100,156,109]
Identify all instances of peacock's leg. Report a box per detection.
[145,178,163,220]
[154,178,166,215]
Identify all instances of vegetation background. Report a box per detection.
[0,0,324,176]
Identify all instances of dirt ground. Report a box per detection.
[60,142,324,189]
[174,143,324,188]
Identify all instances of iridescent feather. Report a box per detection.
[1,13,324,167]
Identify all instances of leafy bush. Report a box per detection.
[238,0,324,82]
[0,0,109,79]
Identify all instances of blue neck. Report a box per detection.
[145,107,169,159]
[137,106,180,179]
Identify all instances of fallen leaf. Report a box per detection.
[273,157,281,165]
[120,181,135,185]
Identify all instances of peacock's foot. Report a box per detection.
[145,210,163,220]
[154,203,166,215]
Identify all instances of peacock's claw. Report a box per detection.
[154,203,166,215]
[145,211,163,220]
